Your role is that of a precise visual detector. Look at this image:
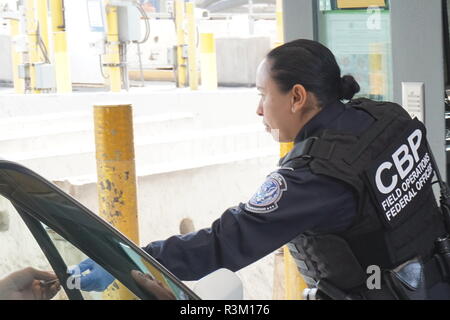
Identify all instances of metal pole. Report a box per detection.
[50,0,72,93]
[8,18,25,93]
[94,104,140,299]
[36,0,50,56]
[174,0,187,88]
[105,4,122,92]
[185,1,198,90]
[25,0,39,93]
[136,42,145,87]
[120,43,130,91]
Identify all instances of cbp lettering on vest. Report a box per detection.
[375,129,422,195]
[74,39,450,300]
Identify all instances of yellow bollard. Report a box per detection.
[272,248,285,300]
[283,246,308,300]
[200,33,218,90]
[25,0,40,93]
[279,142,308,300]
[105,5,121,92]
[185,1,198,90]
[274,0,284,47]
[50,0,72,93]
[94,104,140,299]
[9,18,25,94]
[174,0,187,88]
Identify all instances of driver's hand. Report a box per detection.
[0,267,61,300]
[131,270,176,300]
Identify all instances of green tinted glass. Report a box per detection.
[318,0,393,101]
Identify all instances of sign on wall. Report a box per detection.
[336,0,387,9]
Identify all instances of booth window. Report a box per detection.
[317,0,393,101]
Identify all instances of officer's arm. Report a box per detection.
[143,169,357,281]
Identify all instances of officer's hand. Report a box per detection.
[131,270,176,300]
[0,267,61,300]
[72,258,115,292]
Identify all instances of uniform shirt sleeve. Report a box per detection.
[143,167,357,281]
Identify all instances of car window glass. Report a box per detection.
[0,194,67,300]
[118,242,189,299]
[44,222,189,300]
[43,222,139,300]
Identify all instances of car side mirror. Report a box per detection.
[193,268,243,300]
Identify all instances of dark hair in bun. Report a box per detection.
[340,75,360,100]
[267,39,361,106]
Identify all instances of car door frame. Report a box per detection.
[0,160,200,300]
[15,204,84,300]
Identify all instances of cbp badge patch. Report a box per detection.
[245,172,287,214]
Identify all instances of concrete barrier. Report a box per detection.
[0,112,196,154]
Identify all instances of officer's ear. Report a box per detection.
[291,84,308,114]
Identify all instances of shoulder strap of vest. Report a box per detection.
[343,98,412,165]
[279,137,317,168]
[279,133,341,169]
[280,98,413,170]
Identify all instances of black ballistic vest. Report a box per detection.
[281,98,447,293]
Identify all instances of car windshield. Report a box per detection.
[0,160,198,300]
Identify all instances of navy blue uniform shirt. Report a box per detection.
[143,101,375,281]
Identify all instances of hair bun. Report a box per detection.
[340,75,360,100]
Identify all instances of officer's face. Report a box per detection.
[256,59,317,143]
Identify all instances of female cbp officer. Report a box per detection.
[76,39,450,299]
